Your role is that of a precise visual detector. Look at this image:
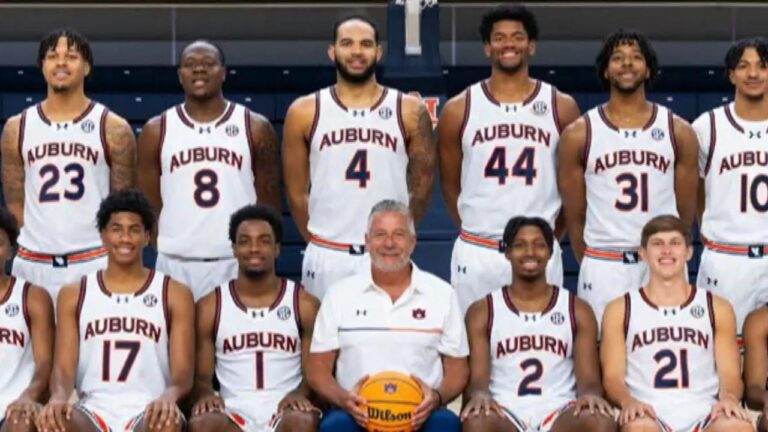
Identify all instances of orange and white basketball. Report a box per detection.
[358,371,424,432]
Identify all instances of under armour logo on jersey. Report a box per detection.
[706,277,718,287]
[115,295,131,304]
[457,265,467,274]
[623,130,638,138]
[662,308,677,316]
[351,110,366,118]
[749,130,763,139]
[523,314,537,322]
[749,245,765,258]
[504,105,517,113]
[356,309,367,316]
[582,283,592,291]
[198,126,212,134]
[305,270,316,279]
[55,123,69,130]
[251,310,266,318]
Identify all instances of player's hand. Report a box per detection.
[410,375,440,430]
[342,375,369,428]
[459,390,504,420]
[144,397,183,431]
[710,396,750,422]
[618,398,656,426]
[278,390,316,413]
[573,394,614,418]
[191,393,225,416]
[37,399,72,432]
[6,397,42,427]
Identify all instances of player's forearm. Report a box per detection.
[437,359,469,404]
[604,380,634,408]
[307,372,347,407]
[159,381,193,403]
[440,184,461,227]
[567,222,586,262]
[408,190,432,225]
[718,378,743,403]
[286,194,311,242]
[191,377,216,402]
[18,370,50,402]
[745,385,767,411]
[577,381,605,399]
[48,369,75,402]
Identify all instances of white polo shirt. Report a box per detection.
[311,263,468,391]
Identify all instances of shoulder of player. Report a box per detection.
[0,114,22,144]
[284,93,317,124]
[603,295,627,320]
[558,115,589,152]
[165,277,194,304]
[103,110,132,132]
[296,284,320,308]
[245,109,271,127]
[196,288,218,310]
[141,114,164,132]
[465,296,490,326]
[554,90,578,110]
[57,282,84,308]
[709,292,735,316]
[438,92,467,123]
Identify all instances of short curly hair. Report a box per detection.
[0,207,19,247]
[228,204,283,244]
[96,189,155,232]
[479,4,539,43]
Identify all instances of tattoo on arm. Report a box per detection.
[252,116,282,211]
[1,117,25,225]
[107,118,137,191]
[407,103,436,222]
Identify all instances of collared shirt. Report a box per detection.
[311,263,468,390]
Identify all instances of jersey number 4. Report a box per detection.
[484,147,536,185]
[39,163,85,202]
[346,150,371,188]
[653,348,689,388]
[102,340,140,382]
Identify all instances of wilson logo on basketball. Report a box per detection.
[368,407,412,422]
[412,308,426,320]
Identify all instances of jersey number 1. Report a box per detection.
[653,349,689,388]
[740,174,768,212]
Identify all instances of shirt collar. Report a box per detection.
[363,261,425,295]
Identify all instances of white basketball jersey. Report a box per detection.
[459,80,562,237]
[214,279,303,403]
[0,278,34,417]
[488,286,576,412]
[158,102,256,258]
[17,102,110,254]
[308,86,409,244]
[584,105,678,248]
[696,103,768,244]
[624,287,718,407]
[76,271,170,410]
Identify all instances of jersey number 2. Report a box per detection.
[102,340,140,382]
[653,349,689,388]
[517,358,543,396]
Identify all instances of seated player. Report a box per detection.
[38,190,194,432]
[189,204,320,432]
[743,305,768,432]
[307,200,468,432]
[601,215,752,432]
[462,216,616,432]
[0,208,54,432]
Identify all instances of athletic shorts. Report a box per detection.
[155,252,237,301]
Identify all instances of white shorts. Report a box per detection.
[223,399,282,432]
[77,401,146,432]
[450,232,563,314]
[577,248,648,329]
[650,400,714,432]
[502,400,574,432]
[12,247,108,304]
[301,240,368,300]
[155,252,237,301]
[696,245,768,335]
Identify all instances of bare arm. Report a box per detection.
[49,284,81,402]
[672,116,699,229]
[553,92,581,239]
[464,298,491,397]
[743,307,768,411]
[600,297,632,407]
[282,96,314,242]
[105,112,137,191]
[712,295,743,403]
[1,115,25,226]
[306,350,345,406]
[402,95,436,224]
[294,289,321,399]
[192,291,218,402]
[17,285,54,403]
[249,112,282,212]
[436,94,465,227]
[557,118,588,262]
[697,178,706,231]
[572,296,603,398]
[162,280,195,403]
[438,355,468,404]
[137,116,163,246]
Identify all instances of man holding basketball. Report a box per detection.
[306,200,468,432]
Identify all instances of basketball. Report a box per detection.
[358,371,424,432]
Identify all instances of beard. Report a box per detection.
[515,272,546,284]
[242,268,269,280]
[610,76,646,94]
[370,252,410,273]
[335,57,377,84]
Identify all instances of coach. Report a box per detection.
[306,199,468,432]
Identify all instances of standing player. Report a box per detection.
[283,16,435,299]
[307,200,467,432]
[38,190,194,432]
[694,38,768,334]
[138,40,281,301]
[559,30,699,325]
[438,4,580,313]
[1,28,136,300]
[601,215,752,432]
[743,305,768,432]
[0,208,54,432]
[189,204,320,432]
[461,216,615,432]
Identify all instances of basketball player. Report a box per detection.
[0,208,54,432]
[559,30,699,325]
[743,305,768,432]
[438,4,581,313]
[694,38,768,335]
[1,28,136,300]
[601,215,751,432]
[283,15,436,299]
[138,40,280,301]
[307,200,467,432]
[462,216,616,432]
[38,190,194,432]
[189,204,320,432]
